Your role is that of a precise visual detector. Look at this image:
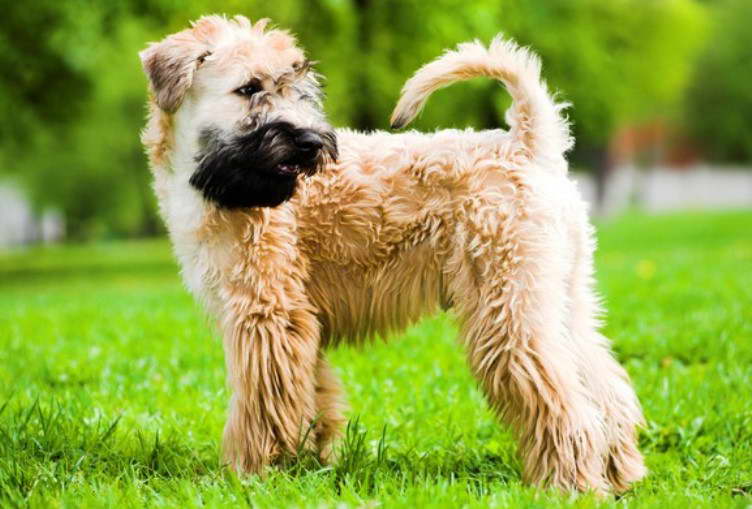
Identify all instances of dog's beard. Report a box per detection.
[190,122,337,209]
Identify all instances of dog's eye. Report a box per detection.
[235,82,263,97]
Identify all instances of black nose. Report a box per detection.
[295,131,324,153]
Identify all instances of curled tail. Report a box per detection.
[390,36,572,164]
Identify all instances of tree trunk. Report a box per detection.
[352,0,376,130]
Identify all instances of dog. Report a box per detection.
[139,15,646,494]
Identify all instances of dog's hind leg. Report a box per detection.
[566,211,646,493]
[313,354,347,463]
[447,193,611,493]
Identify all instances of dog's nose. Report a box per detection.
[295,131,324,153]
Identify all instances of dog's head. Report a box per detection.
[140,15,337,209]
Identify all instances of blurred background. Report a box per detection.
[1,0,750,245]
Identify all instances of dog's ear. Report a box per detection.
[139,31,209,114]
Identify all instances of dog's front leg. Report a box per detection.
[220,284,320,474]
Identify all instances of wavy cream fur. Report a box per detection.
[140,15,646,494]
[391,37,573,168]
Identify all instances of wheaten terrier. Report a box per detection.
[139,15,646,494]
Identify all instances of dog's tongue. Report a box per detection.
[276,163,297,175]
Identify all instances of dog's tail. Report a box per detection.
[390,36,572,164]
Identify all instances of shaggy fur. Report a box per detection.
[140,15,646,494]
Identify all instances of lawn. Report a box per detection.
[0,211,750,508]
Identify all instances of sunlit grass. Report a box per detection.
[1,211,751,507]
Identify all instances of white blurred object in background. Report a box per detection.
[0,182,65,248]
[573,165,752,216]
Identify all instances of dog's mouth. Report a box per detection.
[267,158,317,179]
[269,151,327,179]
[273,162,300,177]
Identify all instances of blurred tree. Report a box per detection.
[684,0,752,163]
[503,0,706,155]
[0,3,161,238]
[349,0,506,131]
[500,0,708,197]
[0,1,90,144]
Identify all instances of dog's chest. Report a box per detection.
[160,174,230,312]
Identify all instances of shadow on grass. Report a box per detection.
[331,418,518,490]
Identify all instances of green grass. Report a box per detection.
[1,210,751,508]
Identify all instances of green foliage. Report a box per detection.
[501,0,708,152]
[0,1,715,238]
[685,0,752,163]
[0,1,90,143]
[0,211,751,506]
